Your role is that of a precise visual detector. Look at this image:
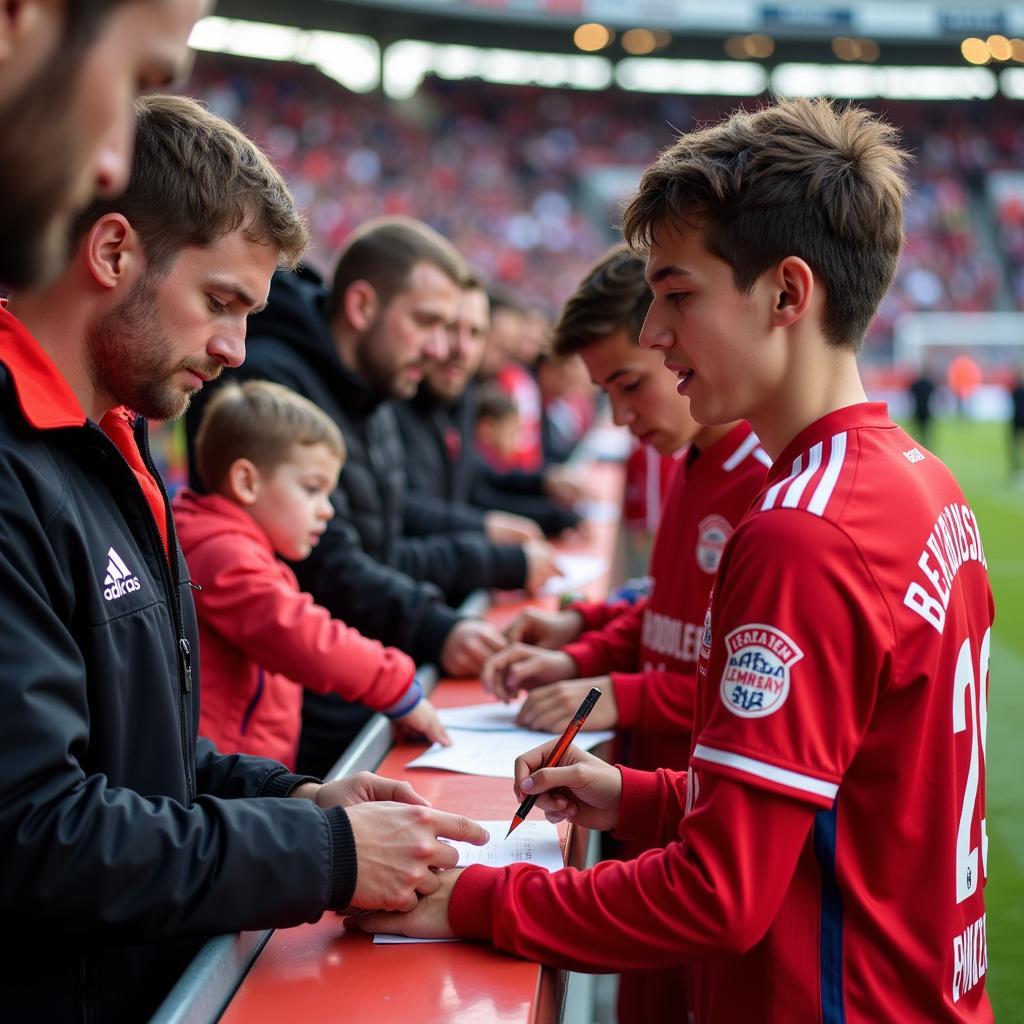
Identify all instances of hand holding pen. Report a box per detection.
[507,687,622,836]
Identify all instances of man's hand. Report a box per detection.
[292,772,432,810]
[396,698,452,747]
[441,618,508,678]
[484,509,543,545]
[523,540,560,594]
[345,804,487,912]
[346,867,463,939]
[516,677,617,732]
[504,607,584,649]
[514,739,622,832]
[543,465,588,508]
[481,643,577,701]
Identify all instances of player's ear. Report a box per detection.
[0,1,47,65]
[769,256,815,330]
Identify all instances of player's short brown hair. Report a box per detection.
[552,245,651,356]
[621,97,910,350]
[327,216,466,320]
[74,95,308,271]
[194,380,345,492]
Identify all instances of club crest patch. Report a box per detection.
[695,514,732,573]
[720,623,803,718]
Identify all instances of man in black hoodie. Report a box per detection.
[394,274,585,536]
[188,217,558,775]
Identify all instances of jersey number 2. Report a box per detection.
[953,628,990,905]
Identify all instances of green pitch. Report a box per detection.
[906,416,1024,1021]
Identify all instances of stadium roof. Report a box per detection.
[214,0,1024,66]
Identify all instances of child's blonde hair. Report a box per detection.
[194,380,345,492]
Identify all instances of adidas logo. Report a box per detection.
[103,547,142,602]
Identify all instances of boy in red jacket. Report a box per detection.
[175,379,450,769]
[352,99,995,1024]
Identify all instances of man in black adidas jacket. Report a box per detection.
[394,276,585,537]
[187,218,559,774]
[0,96,485,1024]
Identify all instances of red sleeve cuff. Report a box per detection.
[609,671,643,728]
[614,765,665,841]
[561,639,604,678]
[569,599,629,631]
[449,864,502,940]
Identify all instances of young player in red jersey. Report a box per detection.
[351,99,995,1024]
[484,246,770,780]
[484,244,770,1024]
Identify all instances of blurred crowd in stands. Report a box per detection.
[188,55,1024,362]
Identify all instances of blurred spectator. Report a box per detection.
[476,383,522,472]
[907,367,937,448]
[536,351,597,463]
[948,353,983,415]
[1010,367,1024,481]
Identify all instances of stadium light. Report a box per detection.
[383,41,613,100]
[771,63,997,100]
[188,17,379,93]
[616,58,768,96]
[1001,67,1024,98]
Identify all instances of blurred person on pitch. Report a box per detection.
[352,99,995,1024]
[0,0,204,289]
[0,95,486,1023]
[393,271,584,539]
[175,379,451,771]
[186,217,558,777]
[1010,365,1024,481]
[481,246,769,1024]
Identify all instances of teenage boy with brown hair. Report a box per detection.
[482,245,769,1024]
[353,99,996,1024]
[0,95,485,1022]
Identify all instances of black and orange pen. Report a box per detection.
[506,686,602,838]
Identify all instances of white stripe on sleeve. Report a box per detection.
[807,431,848,517]
[692,743,839,801]
[722,431,761,471]
[761,454,803,511]
[781,441,823,508]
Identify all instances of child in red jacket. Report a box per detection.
[175,379,450,770]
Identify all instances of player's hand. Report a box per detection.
[346,867,463,939]
[504,607,584,649]
[484,509,543,545]
[516,677,617,733]
[291,772,431,810]
[441,618,508,678]
[514,740,621,832]
[481,643,577,701]
[345,805,486,912]
[543,465,589,507]
[395,698,452,747]
[523,540,560,593]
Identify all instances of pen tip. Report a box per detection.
[505,815,523,839]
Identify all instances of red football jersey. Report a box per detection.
[689,402,994,1022]
[566,421,770,772]
[622,442,681,533]
[450,404,994,1024]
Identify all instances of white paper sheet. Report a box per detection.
[437,701,533,732]
[539,552,608,597]
[576,498,620,524]
[372,819,564,944]
[406,725,613,778]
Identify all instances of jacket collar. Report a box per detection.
[0,306,87,430]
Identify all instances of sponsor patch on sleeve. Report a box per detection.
[720,623,803,718]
